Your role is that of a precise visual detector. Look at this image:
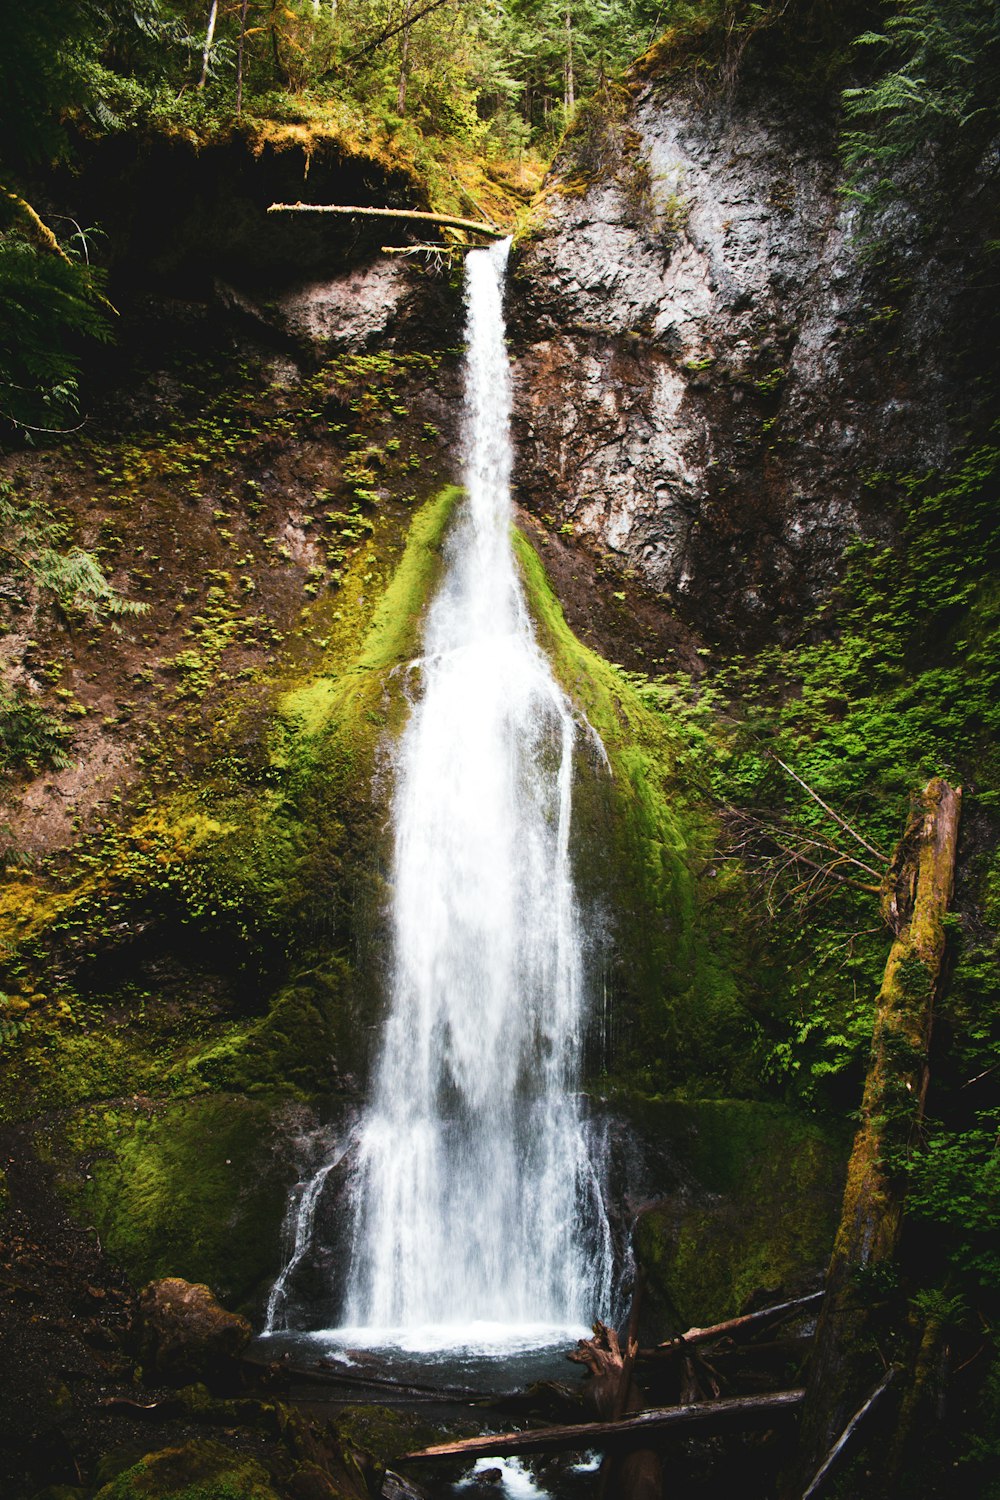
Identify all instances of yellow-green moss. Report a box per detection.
[1,486,468,1299]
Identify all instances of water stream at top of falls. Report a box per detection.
[265,238,614,1354]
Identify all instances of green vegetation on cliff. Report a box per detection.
[0,486,458,1300]
[516,530,754,1094]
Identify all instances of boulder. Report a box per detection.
[139,1278,251,1390]
[92,1439,278,1500]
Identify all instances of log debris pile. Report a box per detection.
[403,1297,819,1499]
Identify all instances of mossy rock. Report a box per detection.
[92,1440,279,1500]
[333,1404,442,1464]
[631,1098,847,1328]
[51,1094,295,1307]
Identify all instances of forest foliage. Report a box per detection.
[2,0,999,433]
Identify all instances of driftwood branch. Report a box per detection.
[402,1389,806,1461]
[267,203,504,238]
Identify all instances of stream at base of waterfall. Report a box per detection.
[257,244,618,1492]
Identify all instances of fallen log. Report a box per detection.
[380,244,465,256]
[401,1389,806,1461]
[787,777,962,1492]
[640,1291,825,1360]
[266,203,505,239]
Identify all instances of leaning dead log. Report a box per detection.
[401,1389,806,1462]
[800,1367,898,1500]
[788,777,962,1492]
[266,203,505,239]
[640,1290,826,1360]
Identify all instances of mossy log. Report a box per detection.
[788,777,962,1494]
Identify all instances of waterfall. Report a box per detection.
[267,238,614,1346]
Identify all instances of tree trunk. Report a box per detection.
[396,1,413,115]
[199,0,219,88]
[269,0,288,87]
[236,0,250,118]
[564,6,575,112]
[787,777,962,1494]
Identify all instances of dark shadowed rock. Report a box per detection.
[139,1278,251,1390]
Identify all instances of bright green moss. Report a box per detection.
[514,527,753,1091]
[53,1095,293,1307]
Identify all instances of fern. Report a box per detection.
[0,225,112,435]
[0,685,74,776]
[33,546,147,619]
[0,479,148,624]
[841,0,1000,219]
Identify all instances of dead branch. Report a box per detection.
[380,243,464,255]
[800,1368,898,1500]
[267,203,504,238]
[341,0,456,64]
[641,1291,825,1360]
[772,756,888,862]
[724,805,883,885]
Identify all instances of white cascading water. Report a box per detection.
[342,239,612,1341]
[264,239,614,1350]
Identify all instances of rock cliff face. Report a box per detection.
[510,80,961,645]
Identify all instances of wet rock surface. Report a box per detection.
[511,83,964,644]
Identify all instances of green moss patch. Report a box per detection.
[514,528,753,1092]
[93,1440,279,1500]
[333,1405,441,1465]
[50,1095,294,1307]
[631,1097,847,1327]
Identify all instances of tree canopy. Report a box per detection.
[2,0,998,435]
